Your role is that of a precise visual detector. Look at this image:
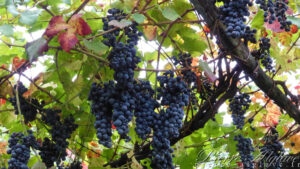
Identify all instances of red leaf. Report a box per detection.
[58,29,78,52]
[12,57,27,71]
[264,19,285,33]
[45,16,72,37]
[291,25,298,34]
[0,99,6,106]
[69,14,92,36]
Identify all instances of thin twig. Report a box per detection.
[67,0,90,22]
[19,72,63,104]
[287,33,300,54]
[279,123,297,141]
[0,38,25,48]
[140,19,204,26]
[110,138,121,162]
[33,0,55,16]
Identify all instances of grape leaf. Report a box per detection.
[143,25,157,41]
[62,0,71,5]
[12,57,26,71]
[0,24,14,37]
[162,7,180,21]
[132,13,146,24]
[251,10,264,29]
[19,10,41,26]
[83,39,108,55]
[58,28,78,52]
[264,19,285,33]
[69,14,92,36]
[6,4,19,17]
[25,37,49,62]
[45,16,72,37]
[32,161,47,169]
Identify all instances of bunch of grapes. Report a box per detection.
[41,108,61,126]
[133,81,159,139]
[89,8,145,144]
[7,130,39,169]
[102,8,142,87]
[88,81,137,144]
[172,53,197,84]
[234,134,255,169]
[258,127,284,169]
[39,137,64,168]
[172,52,201,110]
[108,42,141,88]
[229,93,251,130]
[255,0,292,31]
[151,71,189,169]
[219,0,257,43]
[50,116,78,150]
[157,71,190,108]
[257,37,275,72]
[39,111,78,167]
[9,83,41,122]
[111,90,136,141]
[88,81,115,147]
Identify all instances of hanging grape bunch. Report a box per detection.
[229,93,251,130]
[219,0,257,43]
[9,83,42,122]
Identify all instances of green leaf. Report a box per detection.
[20,10,41,26]
[62,0,71,5]
[25,37,48,62]
[251,10,264,29]
[0,0,5,6]
[83,39,108,55]
[181,37,207,53]
[287,16,300,27]
[7,4,20,16]
[162,7,180,21]
[0,24,14,37]
[132,13,146,24]
[31,161,46,169]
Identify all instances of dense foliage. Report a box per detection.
[0,0,299,169]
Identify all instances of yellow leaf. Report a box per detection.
[262,103,281,127]
[143,25,157,41]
